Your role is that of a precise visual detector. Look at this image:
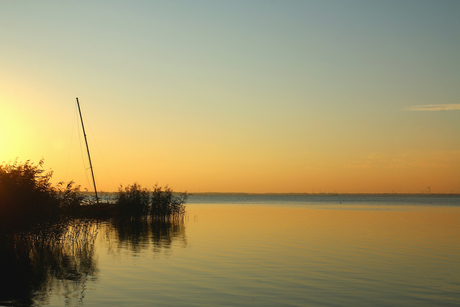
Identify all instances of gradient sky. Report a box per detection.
[1,1,459,193]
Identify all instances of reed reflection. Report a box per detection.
[104,217,187,254]
[0,220,99,307]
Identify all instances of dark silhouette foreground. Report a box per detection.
[0,159,188,306]
[0,160,188,232]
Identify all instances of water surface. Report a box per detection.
[3,195,459,306]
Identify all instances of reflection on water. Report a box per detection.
[163,204,460,307]
[2,197,459,306]
[103,218,187,254]
[0,220,98,307]
[0,218,186,306]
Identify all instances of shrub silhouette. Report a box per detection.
[0,159,189,305]
[0,159,58,231]
[116,183,150,218]
[0,159,84,233]
[0,159,188,231]
[115,183,187,219]
[150,184,187,218]
[56,180,85,215]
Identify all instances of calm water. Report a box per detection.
[2,195,460,306]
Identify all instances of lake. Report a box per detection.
[2,195,460,306]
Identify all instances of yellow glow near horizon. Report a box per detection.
[1,2,460,193]
[1,96,459,193]
[0,101,29,160]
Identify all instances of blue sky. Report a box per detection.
[1,1,459,193]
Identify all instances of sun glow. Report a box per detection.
[1,2,459,193]
[0,103,22,159]
[0,95,45,163]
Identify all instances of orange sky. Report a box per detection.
[1,1,459,193]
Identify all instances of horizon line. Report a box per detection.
[86,191,460,196]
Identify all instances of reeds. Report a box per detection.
[105,216,187,254]
[0,159,190,305]
[0,219,99,306]
[115,183,188,220]
[0,160,188,226]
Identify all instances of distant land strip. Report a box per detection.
[188,192,460,196]
[85,192,460,197]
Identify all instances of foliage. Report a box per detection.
[0,159,188,233]
[56,180,85,215]
[116,183,188,219]
[0,159,188,305]
[116,183,151,218]
[150,184,187,218]
[0,159,84,233]
[0,159,58,232]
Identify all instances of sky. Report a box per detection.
[1,0,459,193]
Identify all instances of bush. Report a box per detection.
[115,183,187,219]
[56,181,85,215]
[150,184,187,218]
[0,159,188,228]
[0,159,59,231]
[116,183,150,218]
[0,159,84,232]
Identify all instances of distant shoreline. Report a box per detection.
[189,192,460,196]
[84,191,460,197]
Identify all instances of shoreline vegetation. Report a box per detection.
[0,159,457,306]
[0,159,187,306]
[0,159,188,235]
[0,158,456,234]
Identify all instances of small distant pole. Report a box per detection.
[76,97,99,204]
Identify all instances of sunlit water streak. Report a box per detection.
[8,195,460,306]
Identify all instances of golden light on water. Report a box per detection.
[2,1,460,305]
[89,202,456,305]
[3,194,459,305]
[185,204,460,288]
[187,204,460,247]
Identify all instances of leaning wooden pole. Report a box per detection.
[76,97,99,204]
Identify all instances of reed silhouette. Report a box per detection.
[0,160,188,227]
[106,217,187,254]
[115,183,188,220]
[0,159,188,305]
[0,219,98,307]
